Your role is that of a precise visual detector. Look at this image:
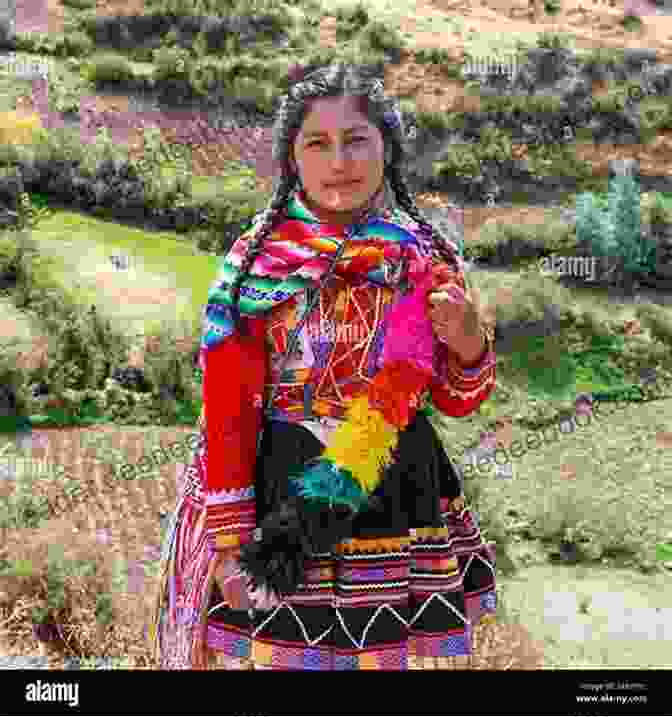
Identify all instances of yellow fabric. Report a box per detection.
[252,640,274,665]
[322,395,398,495]
[214,533,241,549]
[337,536,413,553]
[411,526,451,539]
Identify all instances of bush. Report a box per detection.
[334,1,370,41]
[0,517,144,661]
[62,30,94,57]
[544,0,561,14]
[61,0,96,9]
[82,54,135,84]
[356,19,406,58]
[152,46,192,83]
[576,174,656,282]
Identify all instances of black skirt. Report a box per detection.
[255,411,463,534]
[204,411,497,670]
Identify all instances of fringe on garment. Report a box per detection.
[150,486,222,670]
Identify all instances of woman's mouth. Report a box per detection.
[325,181,360,189]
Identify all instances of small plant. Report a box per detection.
[648,193,672,225]
[656,541,672,566]
[537,31,571,50]
[193,31,209,59]
[578,595,591,614]
[591,88,628,114]
[0,473,52,530]
[544,0,562,14]
[162,29,180,48]
[620,12,643,31]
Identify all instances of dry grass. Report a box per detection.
[0,425,196,668]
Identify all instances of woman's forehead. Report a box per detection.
[300,97,371,135]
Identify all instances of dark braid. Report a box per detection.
[229,183,295,337]
[230,62,461,335]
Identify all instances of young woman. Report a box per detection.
[151,62,497,671]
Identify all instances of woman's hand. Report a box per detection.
[213,547,250,612]
[213,547,283,612]
[428,266,485,365]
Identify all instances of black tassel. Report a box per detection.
[238,496,355,599]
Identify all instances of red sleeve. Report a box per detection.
[203,315,268,551]
[428,327,496,418]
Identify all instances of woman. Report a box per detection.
[151,62,497,671]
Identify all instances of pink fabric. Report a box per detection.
[380,265,438,377]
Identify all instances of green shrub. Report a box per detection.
[61,30,94,57]
[639,99,672,140]
[645,192,672,225]
[412,108,451,136]
[575,191,613,254]
[357,19,405,56]
[152,46,192,83]
[481,94,563,115]
[544,0,561,14]
[162,29,180,48]
[82,54,135,84]
[61,0,96,8]
[620,13,642,31]
[576,174,655,278]
[477,126,513,162]
[605,173,650,275]
[0,474,52,531]
[591,88,628,114]
[435,146,481,179]
[334,1,370,41]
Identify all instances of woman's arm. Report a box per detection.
[202,313,268,553]
[427,258,497,419]
[429,322,496,418]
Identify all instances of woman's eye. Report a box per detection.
[308,137,367,147]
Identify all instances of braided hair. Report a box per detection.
[230,61,460,336]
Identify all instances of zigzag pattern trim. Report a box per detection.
[205,487,255,505]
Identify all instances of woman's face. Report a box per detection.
[290,95,387,225]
